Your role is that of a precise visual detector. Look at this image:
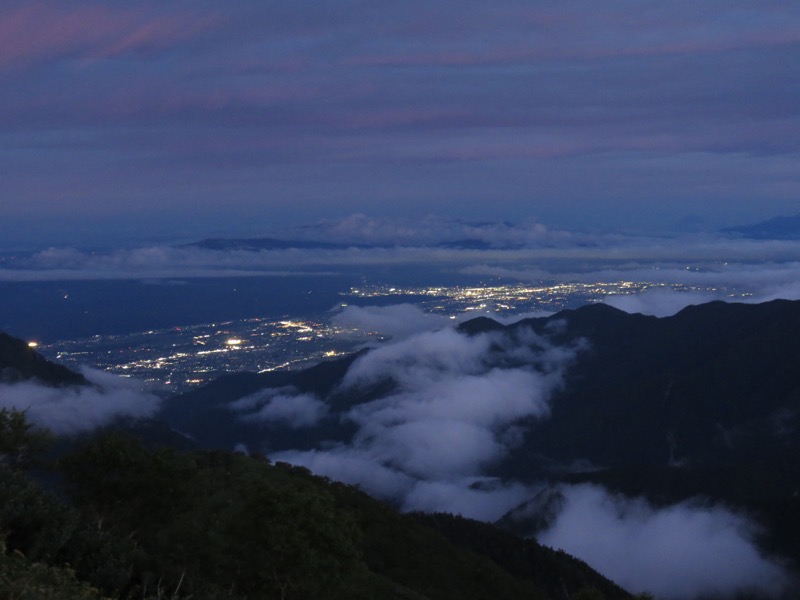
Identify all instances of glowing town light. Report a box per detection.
[225,338,243,346]
[27,341,39,348]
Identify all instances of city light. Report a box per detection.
[38,279,727,392]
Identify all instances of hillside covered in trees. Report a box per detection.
[0,408,632,599]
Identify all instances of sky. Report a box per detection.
[1,1,799,248]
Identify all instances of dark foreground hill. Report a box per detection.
[0,422,632,600]
[0,331,87,386]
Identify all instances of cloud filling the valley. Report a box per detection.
[332,303,452,339]
[230,386,328,428]
[603,287,717,317]
[270,304,795,598]
[538,484,791,600]
[0,367,161,435]
[274,324,582,521]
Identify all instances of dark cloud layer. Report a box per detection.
[2,2,799,246]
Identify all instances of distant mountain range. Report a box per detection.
[722,213,800,239]
[184,237,366,251]
[186,214,800,250]
[183,236,499,251]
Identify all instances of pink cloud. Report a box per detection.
[335,107,472,130]
[343,5,800,70]
[0,2,220,70]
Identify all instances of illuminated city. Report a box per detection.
[40,279,733,393]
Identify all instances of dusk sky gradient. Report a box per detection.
[1,1,799,247]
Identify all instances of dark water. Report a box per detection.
[0,277,347,341]
[0,267,492,342]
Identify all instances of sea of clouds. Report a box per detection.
[2,216,800,292]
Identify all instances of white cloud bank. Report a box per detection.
[538,484,791,600]
[271,307,795,598]
[3,223,800,287]
[274,324,583,521]
[331,303,452,339]
[230,386,328,428]
[332,303,554,340]
[604,288,717,317]
[601,271,800,317]
[0,367,161,435]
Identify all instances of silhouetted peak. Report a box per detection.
[457,316,507,336]
[0,331,87,387]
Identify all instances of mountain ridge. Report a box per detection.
[0,331,87,386]
[722,213,800,239]
[183,236,519,252]
[155,297,800,587]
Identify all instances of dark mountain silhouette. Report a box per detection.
[163,299,800,472]
[722,213,800,239]
[495,300,800,566]
[157,298,800,577]
[183,237,366,251]
[0,331,87,386]
[503,300,800,469]
[456,315,508,335]
[183,236,519,252]
[160,352,366,452]
[436,238,499,250]
[1,421,635,599]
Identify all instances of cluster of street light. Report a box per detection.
[41,279,725,393]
